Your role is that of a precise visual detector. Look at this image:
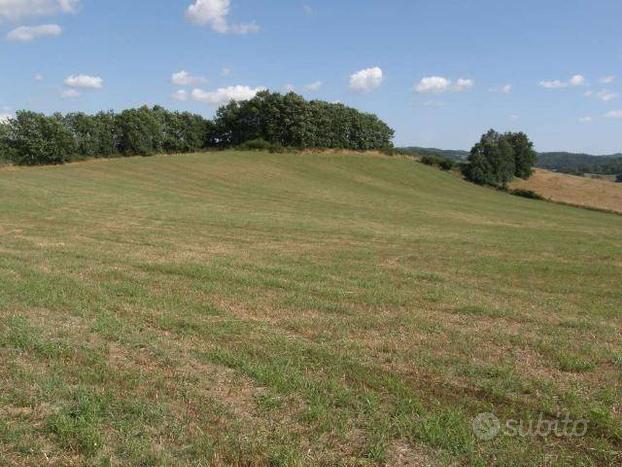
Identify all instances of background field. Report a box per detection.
[0,152,621,466]
[510,168,622,214]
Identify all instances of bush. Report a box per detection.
[510,189,544,200]
[420,155,455,171]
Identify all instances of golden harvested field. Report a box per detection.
[511,169,622,214]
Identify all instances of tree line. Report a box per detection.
[0,91,394,166]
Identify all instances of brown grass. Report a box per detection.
[511,169,622,214]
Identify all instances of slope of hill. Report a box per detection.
[0,152,621,466]
[511,169,622,214]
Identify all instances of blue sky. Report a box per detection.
[1,0,621,153]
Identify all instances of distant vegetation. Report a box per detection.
[397,146,622,176]
[536,152,622,175]
[0,91,394,166]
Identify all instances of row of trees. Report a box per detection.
[0,91,395,166]
[462,130,537,187]
[214,91,394,150]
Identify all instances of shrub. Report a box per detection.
[510,189,544,200]
[420,155,455,171]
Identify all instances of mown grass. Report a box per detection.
[0,151,621,466]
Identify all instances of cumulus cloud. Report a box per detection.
[600,75,615,84]
[60,88,80,98]
[64,74,103,89]
[0,112,13,123]
[604,110,622,119]
[305,81,322,92]
[415,76,450,93]
[415,76,474,94]
[6,23,61,41]
[191,85,265,105]
[569,74,586,86]
[171,70,207,86]
[490,83,512,94]
[596,90,618,102]
[454,78,474,91]
[540,75,586,89]
[172,89,189,101]
[0,0,79,21]
[539,79,568,89]
[186,0,259,34]
[349,67,383,92]
[578,116,593,123]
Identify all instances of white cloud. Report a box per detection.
[0,112,13,123]
[6,23,61,41]
[171,70,207,86]
[186,0,259,34]
[540,75,587,89]
[600,75,615,84]
[172,89,189,101]
[578,116,593,123]
[349,67,383,92]
[60,88,80,98]
[490,83,512,94]
[539,79,568,89]
[569,74,586,86]
[453,78,474,91]
[191,85,265,105]
[305,81,322,92]
[509,114,519,121]
[596,90,618,102]
[34,73,44,81]
[604,110,622,119]
[0,0,79,21]
[584,90,594,97]
[64,74,103,89]
[416,76,450,93]
[415,76,473,94]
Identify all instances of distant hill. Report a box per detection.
[397,147,622,175]
[536,152,622,175]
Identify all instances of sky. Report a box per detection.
[1,0,621,154]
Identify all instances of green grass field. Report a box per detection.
[1,151,621,466]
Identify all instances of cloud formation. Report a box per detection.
[0,0,79,21]
[172,89,189,101]
[540,75,586,89]
[64,74,103,89]
[171,70,207,86]
[191,85,265,105]
[349,67,383,92]
[604,110,622,119]
[6,23,61,41]
[600,75,615,84]
[305,81,322,92]
[415,76,474,93]
[186,0,259,34]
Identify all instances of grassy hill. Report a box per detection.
[1,151,621,465]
